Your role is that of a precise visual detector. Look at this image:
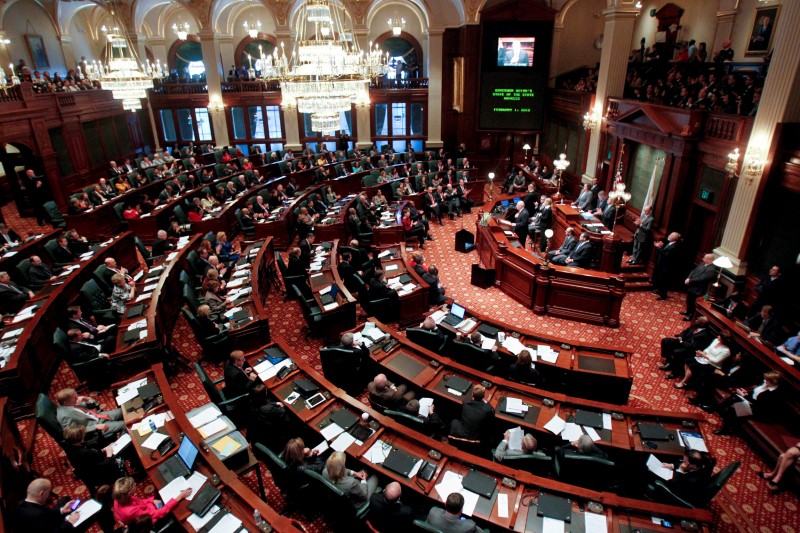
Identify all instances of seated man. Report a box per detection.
[67,308,115,353]
[0,271,33,314]
[55,387,124,437]
[66,328,110,363]
[548,227,577,261]
[418,316,450,348]
[742,305,784,346]
[655,450,713,504]
[427,492,485,533]
[368,482,414,533]
[28,255,57,290]
[422,265,446,305]
[449,384,494,442]
[494,430,538,461]
[564,434,608,459]
[224,350,258,398]
[151,230,176,257]
[13,478,81,531]
[777,330,800,364]
[401,399,446,435]
[367,373,414,408]
[659,316,714,379]
[367,270,399,304]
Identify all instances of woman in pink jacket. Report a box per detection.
[112,477,191,525]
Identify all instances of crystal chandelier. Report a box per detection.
[100,27,154,112]
[261,0,388,133]
[388,15,406,36]
[172,22,190,41]
[243,19,262,39]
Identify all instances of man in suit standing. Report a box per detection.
[652,232,682,300]
[55,388,123,437]
[13,478,81,531]
[0,271,33,314]
[368,482,414,533]
[751,265,785,316]
[298,233,315,270]
[449,384,494,442]
[224,350,258,398]
[682,253,717,320]
[589,177,602,209]
[511,200,529,247]
[427,492,485,533]
[549,228,577,262]
[629,205,654,265]
[25,169,50,226]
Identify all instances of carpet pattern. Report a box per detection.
[3,201,797,533]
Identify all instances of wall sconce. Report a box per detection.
[522,143,531,160]
[583,109,599,131]
[207,97,224,112]
[725,147,740,177]
[742,147,764,184]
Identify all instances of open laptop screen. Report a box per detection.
[177,436,199,470]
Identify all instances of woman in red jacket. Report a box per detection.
[112,477,191,525]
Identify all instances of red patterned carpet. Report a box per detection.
[3,202,797,533]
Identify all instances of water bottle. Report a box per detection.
[148,419,157,433]
[253,510,262,525]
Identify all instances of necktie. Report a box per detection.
[3,283,22,294]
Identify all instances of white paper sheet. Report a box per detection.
[385,264,399,272]
[460,489,480,517]
[188,406,221,428]
[733,398,753,417]
[409,459,424,479]
[71,499,102,527]
[508,426,524,451]
[505,398,526,414]
[260,358,293,380]
[646,454,674,481]
[187,505,221,530]
[434,471,464,503]
[199,418,228,439]
[584,426,602,442]
[544,415,567,435]
[447,388,463,396]
[497,493,509,518]
[418,397,434,417]
[543,516,565,533]
[110,433,132,455]
[322,302,339,311]
[430,310,447,324]
[158,476,190,502]
[602,413,612,430]
[365,441,388,464]
[561,423,584,442]
[184,471,208,501]
[253,360,273,374]
[1,327,24,340]
[208,512,242,533]
[321,423,345,441]
[481,337,496,350]
[312,440,330,456]
[584,512,608,533]
[141,431,169,450]
[331,431,357,452]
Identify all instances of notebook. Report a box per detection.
[126,304,145,318]
[382,448,418,478]
[442,375,471,395]
[462,470,497,499]
[574,410,604,429]
[477,323,500,339]
[537,493,572,522]
[186,484,221,518]
[639,423,670,441]
[330,409,359,431]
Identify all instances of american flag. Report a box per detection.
[615,144,625,182]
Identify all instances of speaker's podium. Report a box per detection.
[455,229,475,253]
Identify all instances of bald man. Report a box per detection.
[13,478,80,531]
[368,481,414,532]
[367,373,414,408]
[151,229,175,257]
[682,253,717,320]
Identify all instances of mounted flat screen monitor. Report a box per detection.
[497,38,535,67]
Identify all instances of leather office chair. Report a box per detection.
[406,328,448,354]
[186,250,204,279]
[253,443,310,515]
[79,279,117,325]
[293,285,324,338]
[383,409,438,436]
[181,309,230,363]
[276,252,307,301]
[36,393,66,446]
[112,202,128,230]
[179,270,204,303]
[43,201,67,229]
[647,461,740,509]
[194,363,249,422]
[492,449,553,476]
[92,264,113,295]
[14,258,33,287]
[412,519,446,533]
[357,289,396,323]
[53,327,113,391]
[135,236,158,266]
[446,340,498,373]
[44,239,73,268]
[303,470,370,531]
[235,209,255,237]
[554,447,618,492]
[319,346,365,394]
[173,204,189,226]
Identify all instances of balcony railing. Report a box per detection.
[369,78,428,90]
[150,77,426,96]
[0,85,23,103]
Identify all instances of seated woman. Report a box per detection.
[110,273,135,317]
[402,208,429,248]
[202,268,226,292]
[122,202,141,220]
[372,191,387,209]
[139,194,158,214]
[322,451,379,506]
[714,370,783,436]
[221,149,233,162]
[68,198,89,215]
[187,204,203,222]
[115,178,132,194]
[674,331,732,389]
[215,232,240,263]
[112,477,191,525]
[196,304,223,331]
[324,186,339,205]
[282,437,324,478]
[506,349,539,385]
[63,424,121,489]
[242,158,253,171]
[202,279,229,314]
[758,442,800,493]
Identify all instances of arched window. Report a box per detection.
[239,39,276,74]
[378,35,422,80]
[169,41,204,79]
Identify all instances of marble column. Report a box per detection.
[59,36,76,70]
[714,0,800,275]
[148,38,168,66]
[218,35,235,76]
[425,29,444,149]
[198,29,230,147]
[583,4,639,182]
[549,25,564,88]
[283,106,302,151]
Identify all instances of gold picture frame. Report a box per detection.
[453,57,464,113]
[745,5,780,56]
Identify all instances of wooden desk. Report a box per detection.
[425,304,633,404]
[309,240,357,342]
[476,217,626,327]
[0,233,140,418]
[117,365,299,532]
[0,229,61,285]
[247,339,713,531]
[374,244,431,325]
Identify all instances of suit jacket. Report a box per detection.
[29,264,54,288]
[686,263,716,295]
[53,245,77,264]
[299,239,313,270]
[57,405,108,433]
[224,361,255,398]
[0,282,31,314]
[557,235,577,256]
[513,208,529,240]
[0,229,21,244]
[576,190,593,211]
[368,278,397,301]
[64,443,120,487]
[68,340,102,364]
[748,387,783,421]
[13,501,74,533]
[287,255,306,277]
[151,238,175,257]
[322,469,369,504]
[426,508,481,533]
[368,492,414,533]
[422,271,446,305]
[367,380,408,407]
[653,241,680,283]
[536,206,553,230]
[450,400,494,440]
[601,204,617,228]
[634,214,654,242]
[67,238,89,256]
[567,241,592,268]
[666,466,712,504]
[678,326,715,352]
[743,315,784,346]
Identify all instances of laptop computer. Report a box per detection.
[186,484,221,518]
[462,470,497,499]
[537,494,572,522]
[157,436,199,483]
[639,423,670,441]
[126,304,145,319]
[330,409,359,431]
[382,448,418,478]
[442,302,466,326]
[319,284,339,306]
[574,410,604,429]
[500,200,510,208]
[477,323,500,339]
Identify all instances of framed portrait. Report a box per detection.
[25,34,49,70]
[452,57,464,113]
[746,5,780,56]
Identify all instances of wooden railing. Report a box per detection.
[369,77,428,89]
[0,84,23,103]
[704,112,753,144]
[150,81,209,95]
[222,80,281,92]
[548,89,593,117]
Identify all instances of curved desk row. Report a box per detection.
[0,233,139,418]
[475,217,626,327]
[247,339,713,531]
[361,319,706,460]
[420,303,633,404]
[0,229,61,286]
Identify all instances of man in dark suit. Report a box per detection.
[423,187,443,225]
[0,223,21,248]
[367,373,414,408]
[298,233,315,270]
[152,230,175,257]
[224,350,258,398]
[286,247,307,278]
[449,384,494,441]
[422,265,446,305]
[589,178,602,209]
[659,316,715,378]
[28,255,56,290]
[682,253,717,320]
[67,307,115,353]
[65,230,90,256]
[0,271,33,314]
[601,198,617,228]
[629,206,654,264]
[742,305,784,346]
[367,270,399,304]
[510,200,529,247]
[337,251,360,294]
[652,232,682,300]
[556,232,592,268]
[533,198,553,251]
[549,227,577,262]
[714,292,749,320]
[655,451,713,505]
[53,236,77,264]
[564,434,608,459]
[66,328,109,363]
[25,169,50,226]
[13,478,80,532]
[427,492,484,533]
[368,482,414,533]
[751,265,785,316]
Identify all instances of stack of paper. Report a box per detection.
[331,432,357,451]
[502,336,527,356]
[430,310,447,323]
[505,398,529,415]
[584,426,602,442]
[187,506,221,530]
[508,426,524,451]
[115,377,148,405]
[211,435,242,457]
[109,433,132,455]
[208,513,242,533]
[71,499,102,527]
[646,454,674,481]
[141,432,169,450]
[127,319,147,331]
[320,423,345,441]
[364,440,388,464]
[133,413,167,436]
[561,423,583,441]
[227,278,245,289]
[537,345,560,364]
[481,336,496,350]
[585,512,608,533]
[189,406,221,428]
[543,516,565,533]
[544,415,567,435]
[198,418,228,439]
[260,358,293,380]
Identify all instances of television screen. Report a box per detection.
[497,38,535,67]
